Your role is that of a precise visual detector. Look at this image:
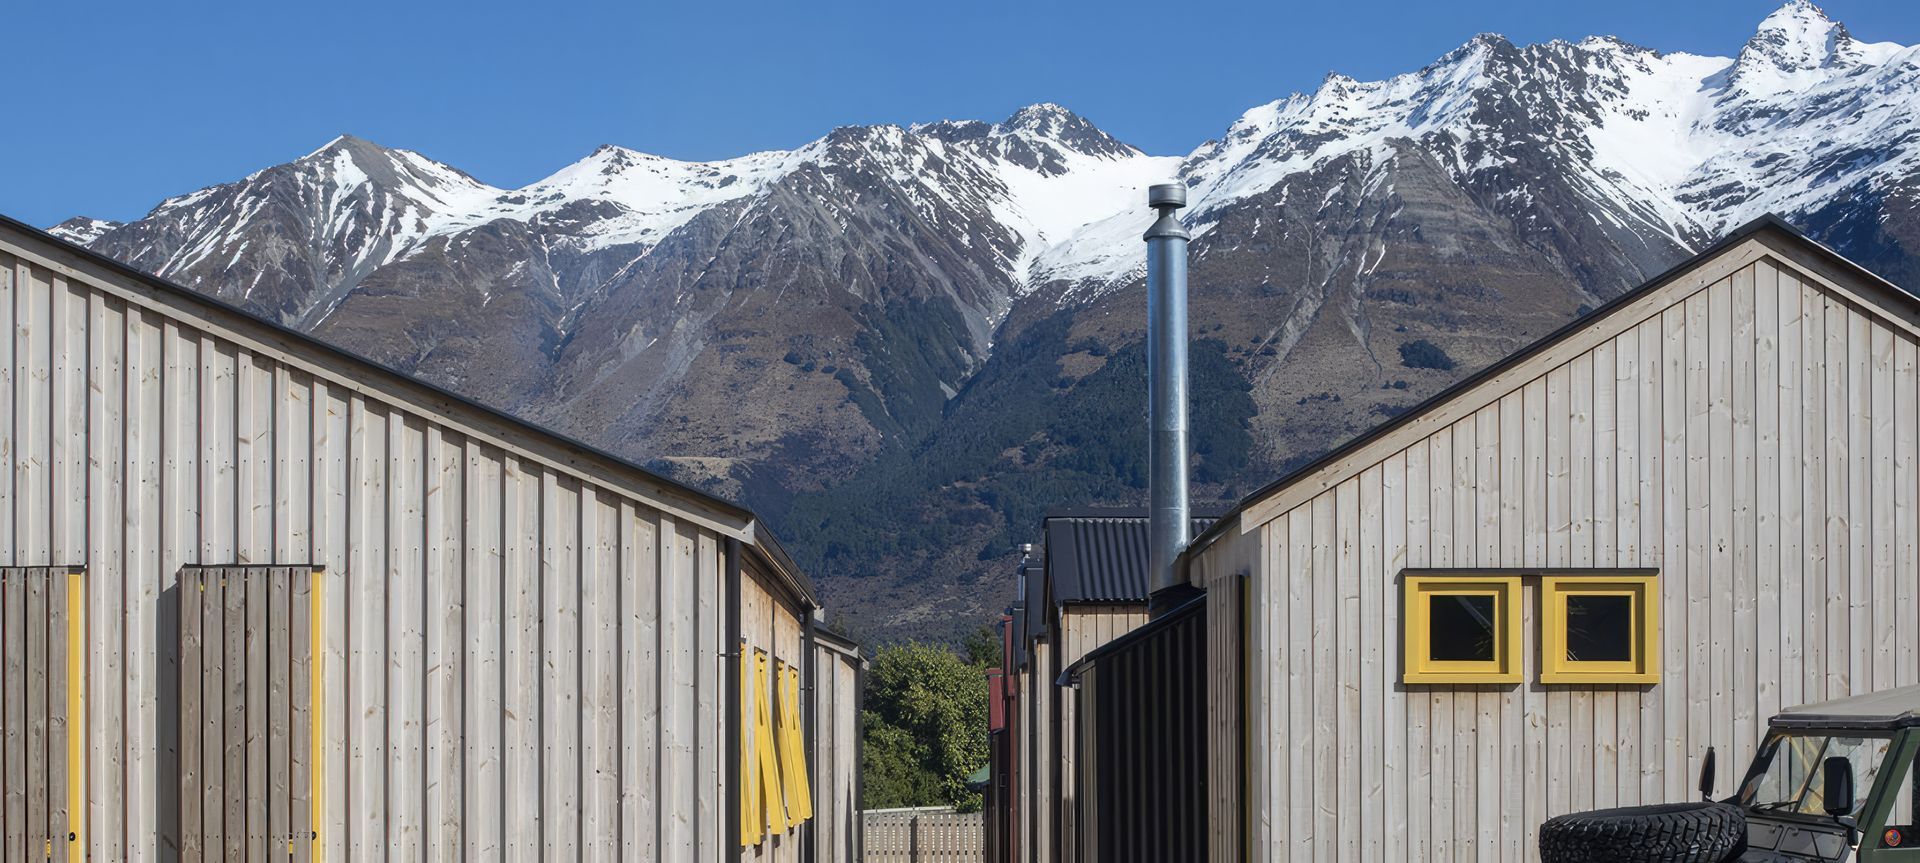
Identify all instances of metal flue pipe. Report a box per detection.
[1144,182,1192,617]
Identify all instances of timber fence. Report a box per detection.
[863,807,983,862]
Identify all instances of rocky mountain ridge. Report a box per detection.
[49,1,1920,639]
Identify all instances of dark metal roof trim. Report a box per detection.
[1188,215,1914,555]
[1046,512,1218,605]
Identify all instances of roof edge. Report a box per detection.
[0,213,831,581]
[1186,215,1913,554]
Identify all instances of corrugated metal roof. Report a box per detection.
[1044,510,1218,605]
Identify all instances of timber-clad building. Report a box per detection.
[995,217,1920,862]
[0,215,863,861]
[987,510,1211,863]
[1178,217,1920,861]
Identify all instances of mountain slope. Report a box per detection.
[52,1,1920,640]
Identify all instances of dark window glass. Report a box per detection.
[1565,594,1634,662]
[1429,594,1496,662]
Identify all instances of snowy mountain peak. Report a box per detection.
[914,103,1139,174]
[1728,1,1901,92]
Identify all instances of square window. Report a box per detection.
[1541,574,1659,684]
[1403,575,1521,684]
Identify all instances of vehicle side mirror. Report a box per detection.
[1699,747,1716,801]
[1824,757,1856,817]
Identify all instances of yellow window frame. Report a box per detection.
[1540,574,1660,684]
[1402,574,1522,684]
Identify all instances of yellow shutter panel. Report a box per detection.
[753,650,788,836]
[775,660,813,822]
[739,645,761,847]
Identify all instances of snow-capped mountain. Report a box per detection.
[51,2,1920,638]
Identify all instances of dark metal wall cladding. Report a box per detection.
[1046,515,1216,605]
[1075,598,1208,863]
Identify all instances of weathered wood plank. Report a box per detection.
[86,291,126,861]
[270,568,293,861]
[1824,293,1850,698]
[159,321,199,861]
[502,458,541,863]
[1729,266,1758,766]
[390,415,426,856]
[347,399,388,860]
[50,568,71,863]
[1870,322,1896,693]
[1357,466,1384,862]
[621,502,659,860]
[5,567,25,862]
[1774,275,1805,716]
[223,567,246,860]
[1800,280,1829,705]
[425,427,465,861]
[1334,476,1360,862]
[1754,263,1783,750]
[1896,335,1918,692]
[28,568,49,862]
[292,568,312,863]
[246,566,269,861]
[464,443,502,860]
[179,569,203,861]
[1686,291,1713,790]
[542,474,582,857]
[1639,317,1667,804]
[582,488,620,860]
[1848,309,1872,696]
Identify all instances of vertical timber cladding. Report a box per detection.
[1073,596,1209,863]
[739,557,815,862]
[175,566,322,861]
[1,567,88,862]
[811,630,865,863]
[0,220,825,861]
[1185,225,1920,862]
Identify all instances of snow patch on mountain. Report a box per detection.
[437,142,820,251]
[47,216,121,246]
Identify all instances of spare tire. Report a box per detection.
[1539,802,1746,863]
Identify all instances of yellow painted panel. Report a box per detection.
[775,662,813,823]
[1540,574,1661,684]
[311,570,326,863]
[751,650,786,839]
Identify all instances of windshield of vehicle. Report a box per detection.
[1743,732,1894,817]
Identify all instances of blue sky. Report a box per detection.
[3,0,1914,228]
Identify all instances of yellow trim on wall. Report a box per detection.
[1402,574,1523,684]
[1540,574,1660,684]
[774,661,813,823]
[311,570,326,863]
[66,569,87,855]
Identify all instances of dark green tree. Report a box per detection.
[962,625,1001,667]
[860,642,990,811]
